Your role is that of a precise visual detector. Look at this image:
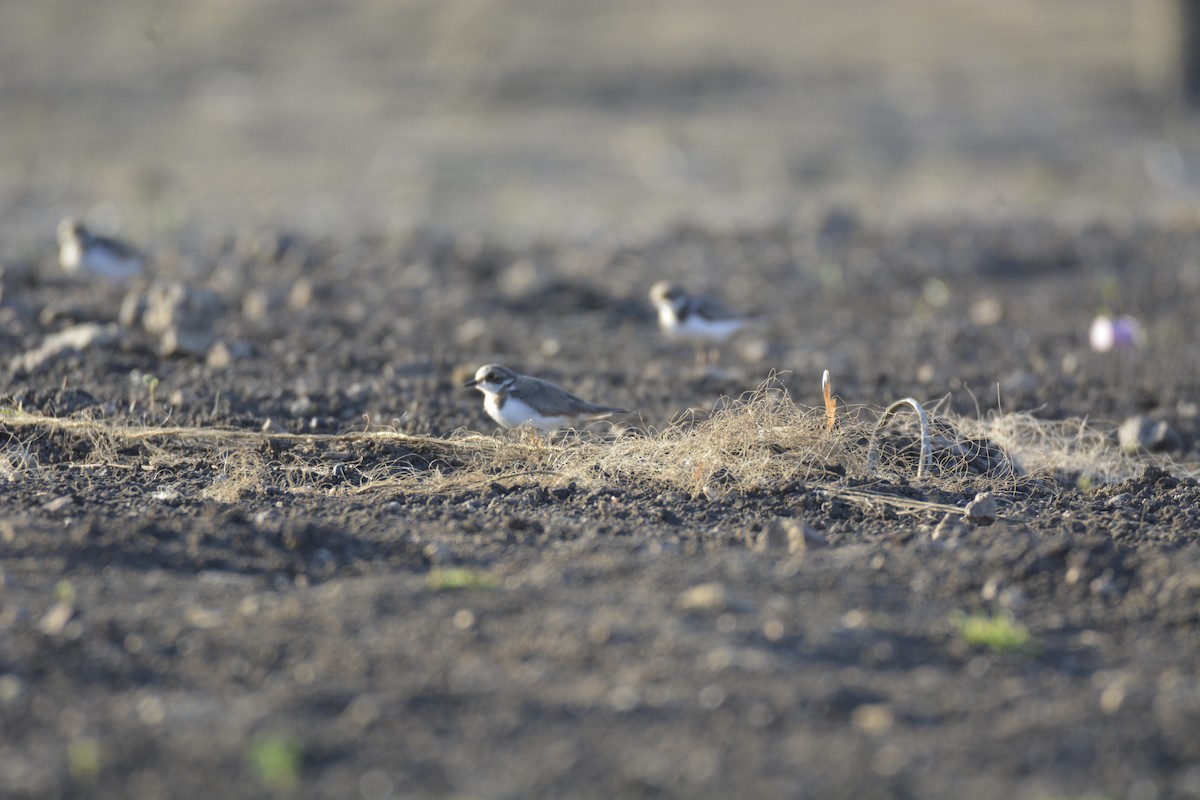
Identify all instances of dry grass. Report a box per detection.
[0,385,1192,509]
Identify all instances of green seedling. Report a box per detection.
[428,567,501,591]
[0,400,26,417]
[68,737,102,784]
[248,734,302,792]
[952,611,1033,653]
[55,579,76,603]
[143,374,160,415]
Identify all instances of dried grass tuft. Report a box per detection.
[0,384,1192,508]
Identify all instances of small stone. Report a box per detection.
[455,317,488,346]
[1118,415,1180,454]
[737,336,770,364]
[16,323,120,371]
[160,326,216,358]
[1000,370,1038,396]
[793,523,829,551]
[206,340,233,369]
[287,277,314,310]
[931,512,967,541]
[851,703,895,735]
[241,288,274,322]
[760,518,828,553]
[0,674,24,705]
[963,491,998,525]
[206,340,252,369]
[42,494,76,513]
[422,542,451,565]
[969,296,1004,327]
[289,396,316,417]
[184,606,223,629]
[142,281,223,357]
[676,582,731,612]
[118,291,148,328]
[38,601,75,636]
[755,521,790,552]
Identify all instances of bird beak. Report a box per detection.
[463,378,479,388]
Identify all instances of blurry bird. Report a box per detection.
[649,280,749,366]
[57,219,145,281]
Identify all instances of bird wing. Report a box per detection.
[692,294,743,322]
[515,378,626,417]
[92,234,144,261]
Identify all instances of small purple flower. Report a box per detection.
[1089,314,1143,352]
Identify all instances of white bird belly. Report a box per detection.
[485,393,566,431]
[661,312,744,344]
[59,240,83,272]
[83,248,144,280]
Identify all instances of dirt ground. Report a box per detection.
[4,2,1200,799]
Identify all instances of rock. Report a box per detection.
[931,512,968,541]
[850,703,895,735]
[963,491,998,525]
[969,296,1004,327]
[1119,415,1180,454]
[38,601,75,636]
[160,326,217,358]
[676,582,731,612]
[118,290,148,328]
[141,281,224,356]
[754,521,790,552]
[795,523,829,551]
[287,277,314,310]
[1000,370,1038,396]
[422,542,451,565]
[205,339,252,369]
[241,287,275,322]
[759,518,829,554]
[16,322,120,372]
[42,495,76,513]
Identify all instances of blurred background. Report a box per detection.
[2,0,1199,246]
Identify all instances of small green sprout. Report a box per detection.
[68,737,102,783]
[248,734,302,791]
[951,611,1033,653]
[55,580,76,603]
[428,567,501,591]
[143,374,160,415]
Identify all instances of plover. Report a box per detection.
[464,364,626,432]
[57,219,145,281]
[649,280,748,366]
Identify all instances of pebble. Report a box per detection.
[756,518,827,554]
[133,281,224,357]
[206,339,252,369]
[16,323,120,372]
[851,703,895,735]
[38,601,75,636]
[931,512,968,541]
[42,495,76,513]
[963,491,998,525]
[676,582,731,612]
[1118,415,1180,454]
[422,542,451,564]
[1000,370,1038,396]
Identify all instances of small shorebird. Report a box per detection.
[57,219,145,281]
[464,364,626,433]
[649,280,748,366]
